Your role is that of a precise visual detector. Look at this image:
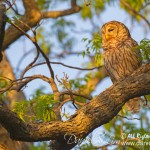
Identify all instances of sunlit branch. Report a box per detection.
[0,62,149,150]
[42,0,81,19]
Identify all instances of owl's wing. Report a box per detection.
[126,38,142,67]
[104,64,117,83]
[103,48,119,84]
[103,38,141,84]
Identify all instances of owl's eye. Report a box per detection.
[108,28,114,32]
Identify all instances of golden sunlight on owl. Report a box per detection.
[101,21,141,114]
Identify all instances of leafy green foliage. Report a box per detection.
[145,94,150,101]
[0,77,8,99]
[138,38,150,61]
[79,141,98,150]
[82,33,103,65]
[69,77,87,90]
[81,6,92,19]
[120,0,148,21]
[0,77,8,88]
[32,95,58,122]
[29,142,48,150]
[13,94,58,122]
[13,100,29,122]
[80,0,110,19]
[36,28,52,55]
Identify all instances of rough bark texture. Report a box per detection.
[0,63,149,150]
[0,2,6,61]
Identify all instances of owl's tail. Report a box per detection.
[125,97,140,114]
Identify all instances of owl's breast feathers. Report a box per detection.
[103,38,141,83]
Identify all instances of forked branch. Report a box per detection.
[0,62,150,150]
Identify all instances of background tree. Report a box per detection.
[0,0,150,150]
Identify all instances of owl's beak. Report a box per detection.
[105,34,110,40]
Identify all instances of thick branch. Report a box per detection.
[42,5,81,19]
[0,63,150,149]
[0,2,6,61]
[2,0,81,50]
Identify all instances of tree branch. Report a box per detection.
[0,2,6,61]
[2,0,81,50]
[42,0,81,19]
[0,63,150,150]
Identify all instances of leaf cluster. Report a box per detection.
[80,0,111,20]
[138,38,150,61]
[82,33,103,65]
[13,93,58,122]
[36,28,52,55]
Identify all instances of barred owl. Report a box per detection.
[101,21,141,114]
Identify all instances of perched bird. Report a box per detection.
[101,21,141,114]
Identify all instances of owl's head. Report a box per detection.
[101,21,130,43]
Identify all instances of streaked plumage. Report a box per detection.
[101,21,141,113]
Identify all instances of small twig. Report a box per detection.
[84,0,92,6]
[120,0,150,27]
[34,42,54,79]
[20,49,39,79]
[5,0,22,16]
[15,19,36,36]
[8,19,35,42]
[141,97,150,108]
[141,2,150,10]
[58,98,72,110]
[56,74,78,109]
[61,91,92,100]
[0,75,50,94]
[5,0,16,11]
[8,18,54,79]
[32,61,101,71]
[143,96,148,105]
[117,114,140,120]
[0,76,12,81]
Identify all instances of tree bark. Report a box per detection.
[0,62,149,150]
[0,2,6,61]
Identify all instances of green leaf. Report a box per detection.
[13,100,29,122]
[82,51,86,58]
[32,94,58,122]
[81,6,92,19]
[138,38,150,61]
